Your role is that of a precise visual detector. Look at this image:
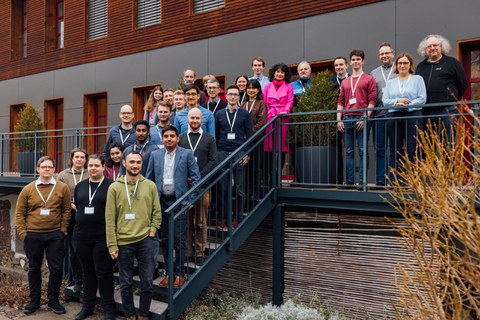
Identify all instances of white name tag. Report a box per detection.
[125,212,136,220]
[158,145,165,149]
[227,133,236,140]
[164,178,173,185]
[40,208,50,216]
[349,97,357,105]
[84,207,95,214]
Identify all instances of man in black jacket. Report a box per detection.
[178,108,217,265]
[416,34,468,132]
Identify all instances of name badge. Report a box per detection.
[349,97,357,105]
[40,208,50,216]
[164,178,173,185]
[227,133,236,140]
[125,212,136,220]
[85,207,95,214]
[158,145,165,149]
[195,156,198,163]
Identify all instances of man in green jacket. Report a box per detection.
[105,150,161,320]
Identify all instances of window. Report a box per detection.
[83,93,108,155]
[136,0,161,28]
[11,0,27,59]
[44,98,64,169]
[193,0,224,14]
[46,0,64,50]
[132,84,163,119]
[87,0,108,40]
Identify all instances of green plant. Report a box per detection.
[291,71,338,146]
[14,104,45,151]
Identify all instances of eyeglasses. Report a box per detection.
[379,52,393,56]
[427,43,441,48]
[397,61,410,65]
[120,112,133,115]
[207,87,219,90]
[227,93,239,97]
[185,93,198,97]
[39,166,54,170]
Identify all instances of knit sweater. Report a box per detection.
[15,180,72,240]
[57,167,90,198]
[105,175,161,252]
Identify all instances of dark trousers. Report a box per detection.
[160,195,187,276]
[67,212,83,286]
[118,237,154,317]
[24,230,65,302]
[218,151,247,220]
[73,235,115,312]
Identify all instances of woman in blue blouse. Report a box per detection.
[383,52,426,175]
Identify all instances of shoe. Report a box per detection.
[47,300,66,314]
[73,282,83,293]
[173,276,185,289]
[23,300,40,314]
[196,256,205,266]
[159,275,169,287]
[75,305,94,320]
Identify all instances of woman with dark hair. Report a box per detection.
[263,63,294,171]
[104,143,124,181]
[383,52,426,176]
[72,155,115,320]
[235,74,249,106]
[57,147,89,294]
[144,86,163,126]
[240,79,267,133]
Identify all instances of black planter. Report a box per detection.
[18,151,43,177]
[295,146,337,185]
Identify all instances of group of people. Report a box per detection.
[14,33,468,320]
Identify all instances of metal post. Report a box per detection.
[167,210,175,319]
[227,161,233,250]
[272,204,284,306]
[362,109,368,191]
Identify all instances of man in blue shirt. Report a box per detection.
[292,61,312,108]
[173,84,216,139]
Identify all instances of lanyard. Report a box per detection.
[156,125,163,143]
[133,141,148,155]
[397,75,411,96]
[120,131,131,145]
[72,167,84,186]
[247,100,256,114]
[337,73,348,87]
[350,72,364,97]
[112,166,119,181]
[35,183,56,207]
[225,108,239,133]
[210,99,221,113]
[238,93,246,106]
[187,132,203,153]
[124,179,139,211]
[88,177,104,206]
[381,66,393,84]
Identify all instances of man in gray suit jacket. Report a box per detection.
[146,125,201,288]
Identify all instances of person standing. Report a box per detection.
[72,155,115,320]
[143,86,163,126]
[104,105,137,157]
[106,151,161,320]
[337,50,377,187]
[416,34,468,132]
[292,61,312,108]
[104,143,124,181]
[15,156,72,315]
[57,147,89,293]
[179,108,217,266]
[202,78,227,115]
[149,101,172,149]
[250,56,270,90]
[146,125,201,288]
[370,42,398,187]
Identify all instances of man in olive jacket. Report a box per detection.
[105,150,161,320]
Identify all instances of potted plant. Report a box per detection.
[291,70,339,184]
[15,104,45,176]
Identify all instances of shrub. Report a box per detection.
[15,104,45,151]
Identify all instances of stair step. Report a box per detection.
[64,286,168,320]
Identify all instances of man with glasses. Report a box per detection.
[416,34,467,130]
[104,104,137,157]
[370,42,398,187]
[183,69,206,105]
[173,84,215,138]
[202,78,227,115]
[15,156,72,315]
[215,85,253,229]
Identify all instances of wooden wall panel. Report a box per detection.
[0,0,384,81]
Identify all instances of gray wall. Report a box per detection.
[1,0,479,130]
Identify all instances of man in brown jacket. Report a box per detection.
[15,156,72,315]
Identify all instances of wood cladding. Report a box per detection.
[0,0,383,81]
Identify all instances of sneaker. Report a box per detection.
[75,305,94,320]
[23,300,40,314]
[47,300,66,314]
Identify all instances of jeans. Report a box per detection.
[344,115,367,184]
[160,195,187,276]
[369,116,387,185]
[118,237,154,318]
[24,230,65,302]
[72,235,115,312]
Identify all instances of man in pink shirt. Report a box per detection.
[337,50,377,188]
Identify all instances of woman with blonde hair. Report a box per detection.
[143,86,163,125]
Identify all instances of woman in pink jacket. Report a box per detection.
[263,63,294,173]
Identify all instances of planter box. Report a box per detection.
[18,151,43,177]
